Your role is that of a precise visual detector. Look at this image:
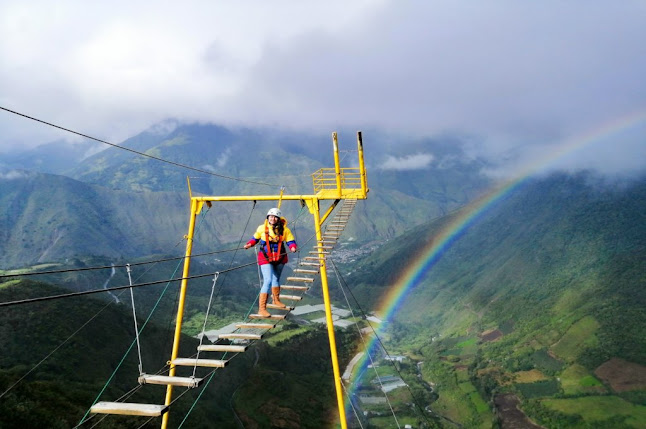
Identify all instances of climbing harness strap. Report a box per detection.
[262,219,285,264]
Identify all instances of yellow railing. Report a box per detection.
[312,167,362,192]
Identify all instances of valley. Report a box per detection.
[1,125,644,428]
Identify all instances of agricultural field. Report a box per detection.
[551,316,600,362]
[541,396,646,428]
[595,358,646,393]
[516,379,560,399]
[513,369,548,383]
[560,364,606,395]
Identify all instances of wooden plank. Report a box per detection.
[90,402,168,417]
[219,333,262,340]
[286,276,315,282]
[197,344,247,353]
[267,303,294,310]
[138,374,202,388]
[235,323,276,329]
[294,268,319,274]
[279,294,302,301]
[171,358,228,368]
[249,313,286,320]
[299,262,320,266]
[280,285,309,291]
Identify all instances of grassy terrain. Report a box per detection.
[541,396,646,427]
[344,173,646,428]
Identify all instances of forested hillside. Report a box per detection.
[343,172,646,428]
[0,124,488,269]
[2,123,644,428]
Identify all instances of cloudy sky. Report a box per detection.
[1,0,645,175]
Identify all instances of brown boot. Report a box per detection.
[258,293,271,318]
[272,286,286,308]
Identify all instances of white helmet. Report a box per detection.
[267,208,282,218]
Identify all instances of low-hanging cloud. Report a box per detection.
[379,153,434,171]
[0,170,32,180]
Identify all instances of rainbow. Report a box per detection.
[343,110,646,414]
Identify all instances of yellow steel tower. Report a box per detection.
[160,132,368,428]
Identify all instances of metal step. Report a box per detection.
[171,358,228,368]
[219,333,262,340]
[90,402,168,417]
[286,276,315,282]
[197,344,247,353]
[138,374,202,388]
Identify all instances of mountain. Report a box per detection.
[0,279,258,428]
[342,171,646,427]
[0,278,363,429]
[0,170,196,268]
[0,123,490,269]
[0,140,105,175]
[2,117,645,428]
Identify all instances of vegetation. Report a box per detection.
[1,124,644,428]
[341,172,646,428]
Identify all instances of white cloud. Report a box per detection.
[0,170,32,180]
[380,153,434,171]
[0,0,644,175]
[216,148,231,168]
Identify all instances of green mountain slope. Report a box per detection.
[343,172,646,427]
[0,279,258,428]
[0,171,195,268]
[0,278,365,428]
[1,123,490,269]
[0,139,105,174]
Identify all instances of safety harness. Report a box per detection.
[261,219,285,264]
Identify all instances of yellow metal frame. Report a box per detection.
[161,132,368,429]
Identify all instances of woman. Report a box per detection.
[244,208,297,317]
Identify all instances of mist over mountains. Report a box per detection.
[0,123,489,269]
[1,121,645,428]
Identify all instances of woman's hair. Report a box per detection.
[273,219,285,237]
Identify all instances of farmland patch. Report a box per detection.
[551,316,599,362]
[595,358,646,393]
[541,396,646,427]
